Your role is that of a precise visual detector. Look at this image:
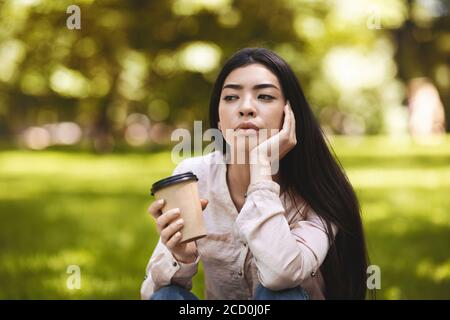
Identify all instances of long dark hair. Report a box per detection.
[209,47,371,299]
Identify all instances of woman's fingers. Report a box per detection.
[165,231,182,250]
[160,218,184,245]
[282,103,291,134]
[148,199,165,219]
[288,104,296,141]
[156,208,180,233]
[283,102,295,141]
[151,198,207,234]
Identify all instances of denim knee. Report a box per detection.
[150,284,199,300]
[254,284,310,300]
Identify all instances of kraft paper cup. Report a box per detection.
[151,171,207,243]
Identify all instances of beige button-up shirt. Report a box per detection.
[141,151,336,300]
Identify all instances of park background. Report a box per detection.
[0,0,449,299]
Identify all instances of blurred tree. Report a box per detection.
[0,0,448,151]
[393,0,450,130]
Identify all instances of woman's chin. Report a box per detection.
[231,143,258,155]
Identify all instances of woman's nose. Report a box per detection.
[239,109,255,117]
[238,100,256,118]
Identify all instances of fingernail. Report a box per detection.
[158,199,164,205]
[176,232,181,237]
[177,219,184,226]
[171,210,179,217]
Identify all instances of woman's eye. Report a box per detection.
[258,94,275,101]
[223,95,238,101]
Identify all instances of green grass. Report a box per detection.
[0,135,449,299]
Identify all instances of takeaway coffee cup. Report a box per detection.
[150,171,207,244]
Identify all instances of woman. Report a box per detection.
[141,48,370,300]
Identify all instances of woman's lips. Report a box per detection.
[235,122,260,131]
[232,122,261,135]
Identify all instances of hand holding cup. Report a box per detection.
[148,198,208,263]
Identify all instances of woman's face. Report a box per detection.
[218,63,286,152]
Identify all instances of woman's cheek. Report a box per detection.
[266,109,284,137]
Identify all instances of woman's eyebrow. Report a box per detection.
[222,83,279,91]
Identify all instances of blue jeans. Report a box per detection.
[150,284,309,300]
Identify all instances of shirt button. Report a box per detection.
[243,242,247,247]
[311,271,316,277]
[238,271,243,276]
[173,261,178,267]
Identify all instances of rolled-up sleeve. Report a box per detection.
[140,159,200,300]
[235,180,336,291]
[140,238,199,300]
